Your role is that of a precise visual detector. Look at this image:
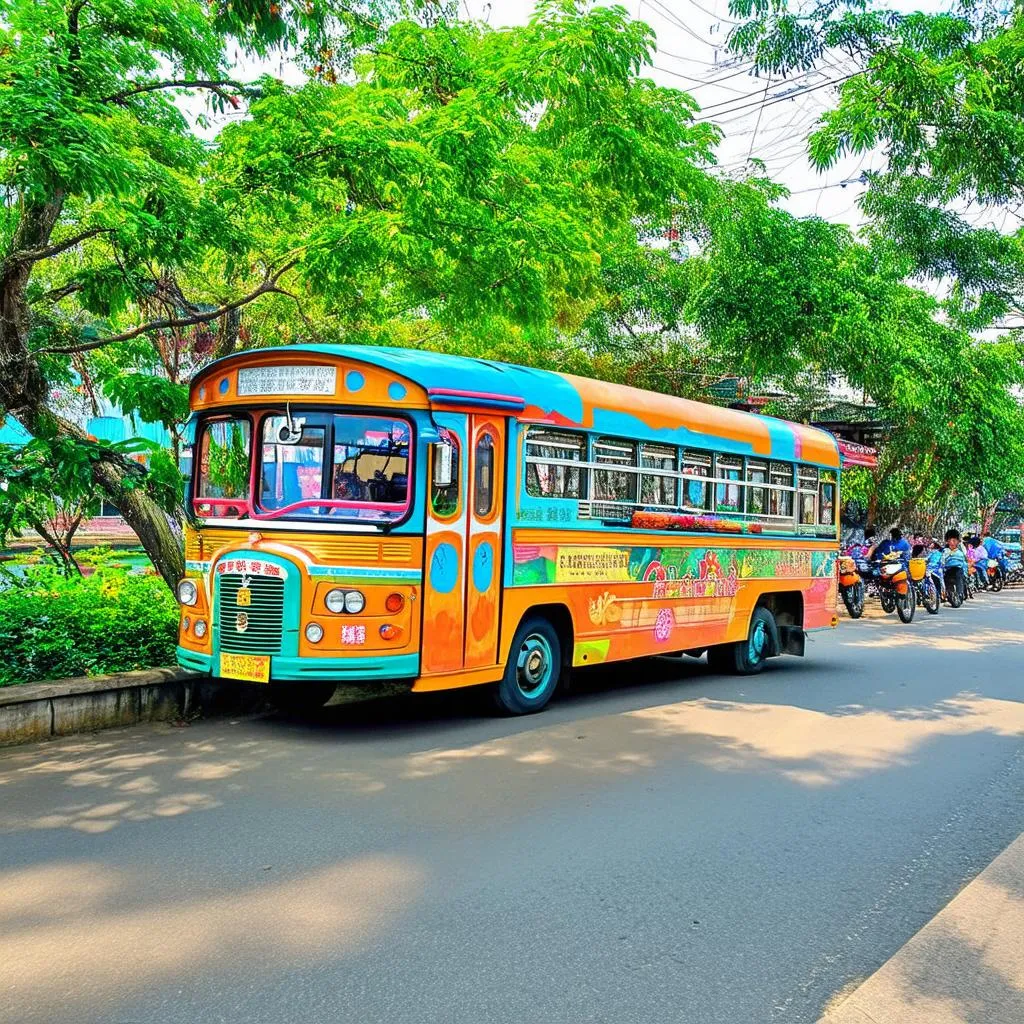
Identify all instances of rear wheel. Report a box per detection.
[880,590,896,613]
[493,616,562,715]
[990,572,1004,593]
[922,577,940,614]
[841,581,865,618]
[895,582,916,623]
[946,570,964,608]
[706,607,776,676]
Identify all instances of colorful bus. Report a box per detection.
[177,346,840,714]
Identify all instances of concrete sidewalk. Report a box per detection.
[819,832,1024,1024]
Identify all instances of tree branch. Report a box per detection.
[39,263,298,355]
[100,79,253,106]
[7,227,112,266]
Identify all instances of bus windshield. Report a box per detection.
[259,412,411,523]
[193,412,412,523]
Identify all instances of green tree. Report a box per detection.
[1,0,721,587]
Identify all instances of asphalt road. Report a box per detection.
[3,592,1024,1024]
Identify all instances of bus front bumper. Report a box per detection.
[176,648,419,683]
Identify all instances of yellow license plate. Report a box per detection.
[220,652,270,683]
[236,588,251,607]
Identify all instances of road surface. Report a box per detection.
[2,592,1023,1024]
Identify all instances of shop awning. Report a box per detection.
[835,437,878,468]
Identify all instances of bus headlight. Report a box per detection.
[177,579,198,606]
[305,622,324,644]
[325,589,347,614]
[344,590,365,614]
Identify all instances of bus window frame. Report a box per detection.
[190,406,417,529]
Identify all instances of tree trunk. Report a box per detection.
[92,455,184,589]
[2,197,185,592]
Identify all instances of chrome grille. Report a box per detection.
[216,574,285,654]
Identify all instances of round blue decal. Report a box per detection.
[218,378,229,395]
[472,541,494,593]
[388,381,407,401]
[430,542,459,595]
[345,370,365,393]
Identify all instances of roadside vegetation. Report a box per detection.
[0,553,177,686]
[2,0,1024,681]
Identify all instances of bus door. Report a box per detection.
[421,413,505,676]
[463,415,504,669]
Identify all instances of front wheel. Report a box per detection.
[895,583,916,623]
[990,572,1004,593]
[841,580,865,619]
[493,616,562,715]
[922,577,940,614]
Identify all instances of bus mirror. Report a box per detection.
[433,442,454,487]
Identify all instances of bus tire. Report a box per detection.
[493,616,562,716]
[706,607,777,676]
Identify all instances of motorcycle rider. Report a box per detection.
[941,529,970,602]
[967,535,989,589]
[873,527,911,563]
[982,531,1009,581]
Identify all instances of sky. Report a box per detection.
[465,0,876,226]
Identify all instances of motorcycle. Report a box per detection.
[875,552,916,623]
[909,557,940,615]
[838,555,865,618]
[942,564,967,607]
[986,558,1005,593]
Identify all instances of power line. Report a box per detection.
[705,71,861,123]
[652,63,759,96]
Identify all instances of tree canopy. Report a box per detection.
[2,0,1024,579]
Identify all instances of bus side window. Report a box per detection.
[747,459,768,516]
[524,428,585,498]
[819,471,836,527]
[769,462,794,521]
[474,432,495,517]
[715,455,743,513]
[798,465,819,525]
[640,443,677,507]
[432,437,460,519]
[682,450,711,510]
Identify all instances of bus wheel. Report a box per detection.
[706,607,776,676]
[493,616,562,715]
[269,682,336,712]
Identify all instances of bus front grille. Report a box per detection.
[217,574,285,655]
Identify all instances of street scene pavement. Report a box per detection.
[2,592,1023,1024]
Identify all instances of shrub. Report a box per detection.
[0,562,178,686]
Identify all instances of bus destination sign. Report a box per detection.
[237,365,337,397]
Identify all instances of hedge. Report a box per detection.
[0,561,178,686]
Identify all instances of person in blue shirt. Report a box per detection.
[872,527,912,563]
[982,532,1008,578]
[940,528,969,602]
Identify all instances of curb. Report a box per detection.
[0,668,265,747]
[818,831,1024,1023]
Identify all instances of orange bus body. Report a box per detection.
[177,346,840,708]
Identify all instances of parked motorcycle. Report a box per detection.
[909,557,940,615]
[875,552,916,622]
[986,558,1005,593]
[838,556,865,618]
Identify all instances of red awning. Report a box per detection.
[835,438,878,468]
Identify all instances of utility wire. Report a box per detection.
[705,71,860,123]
